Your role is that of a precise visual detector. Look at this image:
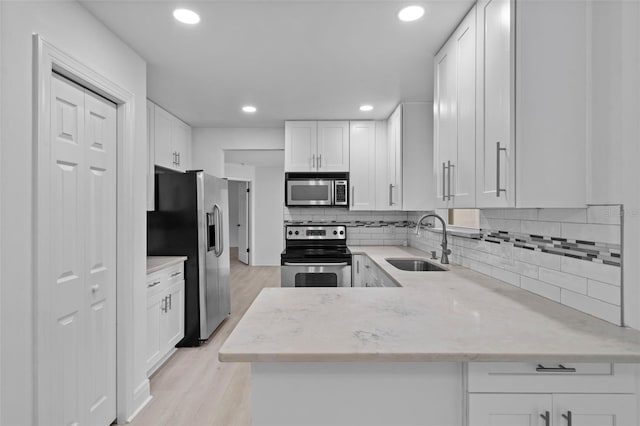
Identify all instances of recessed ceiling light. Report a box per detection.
[173,9,200,24]
[360,105,374,112]
[242,106,257,113]
[397,5,425,22]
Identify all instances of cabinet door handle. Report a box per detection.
[496,142,507,197]
[161,297,167,313]
[148,280,161,288]
[442,162,447,201]
[562,411,572,426]
[535,364,577,373]
[351,186,355,207]
[312,154,316,169]
[170,271,181,278]
[177,152,180,166]
[447,160,453,200]
[540,411,550,426]
[168,293,172,310]
[318,154,322,169]
[356,260,360,274]
[389,183,394,206]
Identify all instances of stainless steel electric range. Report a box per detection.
[280,224,352,288]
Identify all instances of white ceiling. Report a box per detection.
[225,149,285,168]
[80,0,474,128]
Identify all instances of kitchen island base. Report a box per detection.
[252,362,463,426]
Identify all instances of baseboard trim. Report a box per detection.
[127,379,151,423]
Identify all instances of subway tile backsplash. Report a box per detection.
[408,206,623,325]
[283,206,624,326]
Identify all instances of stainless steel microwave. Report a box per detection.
[285,173,349,207]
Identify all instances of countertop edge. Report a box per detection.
[146,256,188,275]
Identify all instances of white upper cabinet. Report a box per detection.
[148,101,192,173]
[285,121,349,172]
[386,105,403,210]
[349,121,376,210]
[474,0,588,208]
[317,121,349,172]
[285,121,318,172]
[434,6,476,209]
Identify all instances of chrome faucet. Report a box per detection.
[415,213,451,264]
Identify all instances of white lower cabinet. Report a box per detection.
[468,362,638,426]
[352,255,365,287]
[469,393,636,426]
[356,255,398,288]
[146,262,185,376]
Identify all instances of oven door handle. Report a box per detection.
[283,262,349,267]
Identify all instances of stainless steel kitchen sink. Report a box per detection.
[385,258,447,272]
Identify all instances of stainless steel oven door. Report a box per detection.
[286,179,334,206]
[281,263,352,288]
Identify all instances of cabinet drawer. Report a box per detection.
[166,263,184,284]
[468,362,636,394]
[146,271,166,297]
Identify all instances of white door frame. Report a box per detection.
[226,177,253,265]
[32,35,137,424]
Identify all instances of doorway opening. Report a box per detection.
[228,180,251,265]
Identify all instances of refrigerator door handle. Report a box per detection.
[214,204,224,257]
[206,211,215,252]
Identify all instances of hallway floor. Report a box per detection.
[130,249,280,425]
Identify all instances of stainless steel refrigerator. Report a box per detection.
[147,170,231,346]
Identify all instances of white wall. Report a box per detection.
[253,167,285,265]
[192,127,284,177]
[587,1,640,329]
[228,181,240,247]
[0,2,148,424]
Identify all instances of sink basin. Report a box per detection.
[385,258,447,272]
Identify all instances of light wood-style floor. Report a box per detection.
[130,248,280,426]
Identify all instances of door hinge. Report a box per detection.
[247,248,250,253]
[246,188,250,193]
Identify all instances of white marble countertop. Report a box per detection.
[219,246,640,363]
[146,256,188,274]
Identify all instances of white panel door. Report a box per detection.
[84,90,117,426]
[349,121,376,210]
[237,182,249,264]
[476,0,515,207]
[165,281,185,348]
[452,6,476,208]
[469,393,552,426]
[434,41,456,208]
[145,290,163,372]
[172,119,190,171]
[51,73,86,426]
[285,121,317,172]
[50,74,117,426]
[387,106,403,210]
[553,394,637,426]
[153,104,175,169]
[317,121,349,172]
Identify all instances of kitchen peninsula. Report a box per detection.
[220,246,640,426]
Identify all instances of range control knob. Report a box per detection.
[333,230,338,235]
[288,231,293,235]
[339,230,344,235]
[295,231,299,235]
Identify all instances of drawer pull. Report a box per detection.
[148,280,161,288]
[540,411,550,426]
[170,271,182,277]
[562,411,572,426]
[536,364,576,373]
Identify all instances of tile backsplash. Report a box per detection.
[409,206,623,325]
[284,207,410,246]
[283,205,624,326]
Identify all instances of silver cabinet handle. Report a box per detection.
[536,364,577,373]
[161,297,167,313]
[447,160,453,200]
[318,154,322,169]
[312,154,316,169]
[540,411,550,426]
[351,186,355,207]
[356,260,360,274]
[170,271,181,278]
[442,162,446,201]
[389,183,395,206]
[496,142,507,197]
[148,280,161,288]
[177,152,181,166]
[168,293,172,310]
[562,411,572,426]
